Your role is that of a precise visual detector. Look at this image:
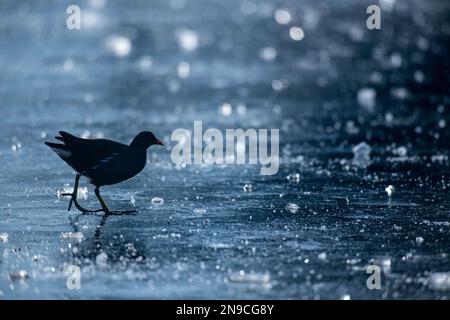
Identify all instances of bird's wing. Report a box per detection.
[46,131,129,173]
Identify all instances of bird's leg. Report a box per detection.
[61,174,103,213]
[94,186,137,215]
[95,186,111,214]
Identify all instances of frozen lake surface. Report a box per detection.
[0,0,449,299]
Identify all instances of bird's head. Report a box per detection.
[130,131,164,150]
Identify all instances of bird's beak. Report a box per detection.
[156,139,164,146]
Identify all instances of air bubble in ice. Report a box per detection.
[63,58,75,72]
[393,146,407,157]
[390,53,402,67]
[175,28,199,52]
[105,35,132,57]
[151,197,164,206]
[414,70,424,83]
[272,79,283,91]
[0,233,8,243]
[415,236,424,246]
[391,87,409,100]
[428,272,450,291]
[177,61,190,79]
[385,112,394,123]
[194,208,206,214]
[274,9,291,25]
[243,184,254,192]
[96,252,108,268]
[287,173,300,184]
[318,252,327,260]
[286,203,300,214]
[357,88,376,110]
[289,27,304,41]
[219,103,232,116]
[11,141,22,152]
[259,47,277,62]
[138,55,153,71]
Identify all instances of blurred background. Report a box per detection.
[0,0,449,299]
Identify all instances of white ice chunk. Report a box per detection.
[151,197,164,206]
[385,185,395,197]
[352,142,371,167]
[286,203,300,214]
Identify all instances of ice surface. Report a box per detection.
[0,0,449,300]
[428,273,450,291]
[228,271,271,287]
[9,271,29,281]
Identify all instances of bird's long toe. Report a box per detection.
[106,210,138,216]
[68,194,104,213]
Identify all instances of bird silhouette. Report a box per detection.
[46,131,163,215]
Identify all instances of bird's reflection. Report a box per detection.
[68,213,146,264]
[69,213,109,254]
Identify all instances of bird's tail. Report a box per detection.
[45,141,72,159]
[57,131,80,144]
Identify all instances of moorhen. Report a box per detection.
[46,131,163,214]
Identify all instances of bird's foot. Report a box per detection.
[78,210,105,215]
[104,209,138,216]
[61,192,103,213]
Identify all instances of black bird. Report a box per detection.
[45,131,163,215]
